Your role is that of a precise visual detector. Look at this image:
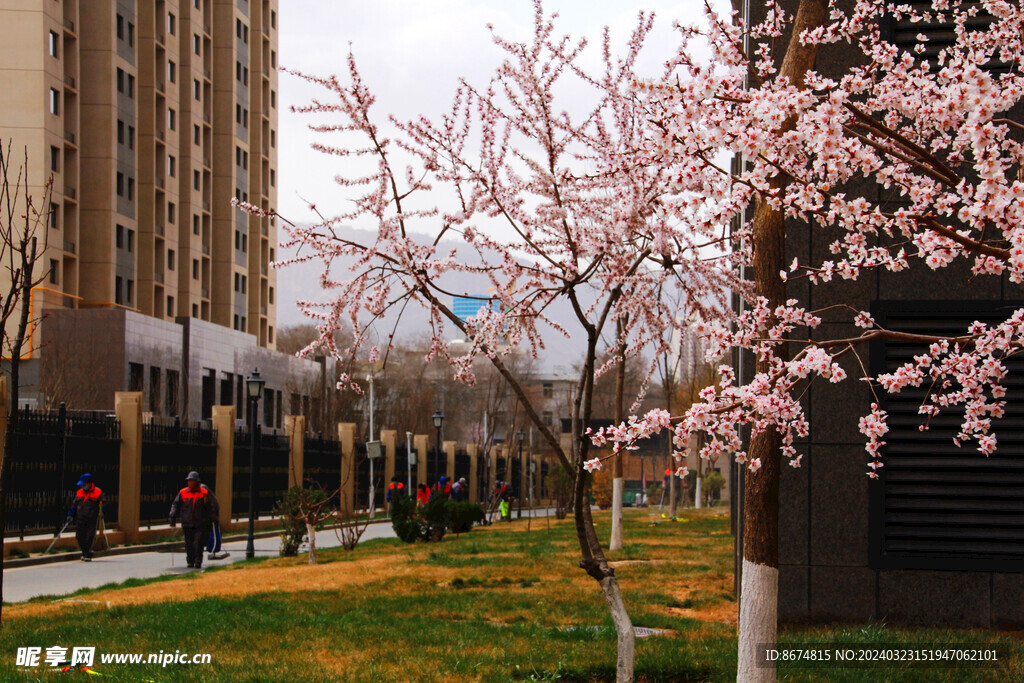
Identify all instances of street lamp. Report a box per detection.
[432,409,444,486]
[516,429,525,519]
[245,369,266,561]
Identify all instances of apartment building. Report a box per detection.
[0,0,314,425]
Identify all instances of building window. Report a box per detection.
[116,172,124,196]
[116,14,124,39]
[168,155,176,178]
[149,366,161,413]
[243,109,248,128]
[127,229,134,252]
[128,22,134,46]
[243,67,248,86]
[271,129,275,148]
[167,108,176,130]
[127,177,134,201]
[50,146,60,172]
[542,411,553,426]
[126,279,134,304]
[543,382,553,398]
[270,90,276,108]
[49,203,58,229]
[168,61,176,83]
[49,30,59,57]
[168,202,176,224]
[193,79,200,100]
[167,250,175,270]
[233,314,239,329]
[49,88,59,115]
[115,276,124,305]
[166,295,174,316]
[193,34,200,55]
[128,125,135,149]
[117,119,124,144]
[116,224,124,248]
[242,233,247,252]
[127,74,134,98]
[271,11,276,29]
[193,214,200,235]
[236,61,242,82]
[268,326,274,344]
[193,124,201,146]
[193,170,200,190]
[234,230,240,250]
[192,259,199,279]
[167,12,176,35]
[271,51,276,69]
[270,169,275,187]
[241,275,246,293]
[129,362,143,392]
[268,287,274,304]
[49,259,58,285]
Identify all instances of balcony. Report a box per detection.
[63,18,75,34]
[203,112,211,124]
[201,244,210,255]
[203,157,211,168]
[155,223,164,236]
[156,129,165,142]
[260,304,267,315]
[63,74,77,91]
[201,287,209,299]
[156,80,165,95]
[202,200,210,211]
[63,186,76,200]
[155,271,164,284]
[63,240,76,254]
[155,176,165,190]
[64,129,76,146]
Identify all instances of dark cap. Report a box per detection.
[186,471,201,482]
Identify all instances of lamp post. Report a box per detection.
[432,409,444,487]
[245,369,266,560]
[405,431,413,491]
[516,429,525,520]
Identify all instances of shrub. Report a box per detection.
[547,462,573,520]
[592,469,614,509]
[273,486,331,557]
[390,495,485,542]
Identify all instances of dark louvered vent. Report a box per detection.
[870,301,1024,571]
[885,1,1010,73]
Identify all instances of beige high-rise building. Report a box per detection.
[0,0,279,351]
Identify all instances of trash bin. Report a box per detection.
[635,492,643,507]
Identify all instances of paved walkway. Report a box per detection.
[3,507,557,603]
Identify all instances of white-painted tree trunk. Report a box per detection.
[600,574,635,683]
[610,477,624,550]
[306,522,317,565]
[695,476,703,509]
[737,559,777,683]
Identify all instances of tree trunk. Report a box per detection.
[602,574,635,682]
[307,522,317,565]
[736,2,826,680]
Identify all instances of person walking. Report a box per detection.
[169,471,219,569]
[67,473,104,561]
[431,476,451,501]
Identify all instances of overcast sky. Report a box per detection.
[276,0,722,221]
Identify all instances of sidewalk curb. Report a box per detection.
[5,518,394,569]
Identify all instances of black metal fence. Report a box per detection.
[140,420,218,527]
[425,446,446,487]
[304,434,342,503]
[394,443,416,490]
[5,407,121,538]
[233,428,290,519]
[454,449,471,484]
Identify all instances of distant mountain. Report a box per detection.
[274,226,587,376]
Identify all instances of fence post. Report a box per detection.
[467,444,479,504]
[286,415,305,489]
[338,423,355,516]
[381,429,396,491]
[414,434,428,487]
[212,406,235,529]
[115,392,143,542]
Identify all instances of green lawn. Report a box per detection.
[0,509,1019,681]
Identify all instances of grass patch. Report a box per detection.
[1,508,1019,682]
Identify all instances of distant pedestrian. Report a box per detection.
[68,473,104,561]
[450,477,468,501]
[169,471,219,569]
[431,476,451,501]
[493,480,511,522]
[416,483,430,507]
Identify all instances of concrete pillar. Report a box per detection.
[338,423,356,516]
[414,434,428,487]
[286,415,305,489]
[115,392,143,542]
[444,440,456,482]
[381,429,397,488]
[467,444,479,504]
[212,406,236,527]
